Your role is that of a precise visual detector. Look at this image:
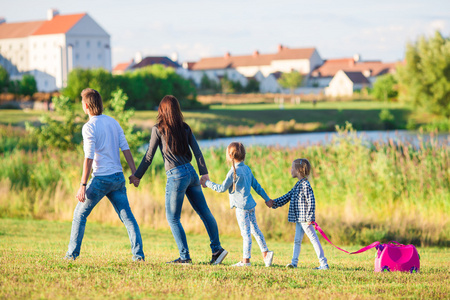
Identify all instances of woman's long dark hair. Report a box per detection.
[157,95,189,156]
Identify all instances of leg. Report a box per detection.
[165,174,191,260]
[66,178,104,259]
[235,208,252,260]
[107,181,145,261]
[291,222,305,267]
[248,209,269,253]
[302,223,328,266]
[185,173,222,254]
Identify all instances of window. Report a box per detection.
[75,40,79,48]
[87,54,90,60]
[97,41,101,48]
[75,53,79,60]
[86,40,90,48]
[98,53,102,60]
[43,42,46,48]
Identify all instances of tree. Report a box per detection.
[372,73,398,101]
[397,31,450,117]
[220,74,234,95]
[20,74,37,96]
[0,65,9,92]
[277,71,303,100]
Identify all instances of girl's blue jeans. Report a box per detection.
[165,163,222,260]
[292,222,327,267]
[66,172,145,261]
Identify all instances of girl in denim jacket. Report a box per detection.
[204,142,274,267]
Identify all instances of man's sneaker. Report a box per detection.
[133,257,145,262]
[63,255,76,261]
[314,264,329,270]
[210,248,228,265]
[286,263,297,268]
[264,251,274,267]
[166,258,192,265]
[232,261,251,267]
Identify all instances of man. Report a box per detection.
[64,88,144,261]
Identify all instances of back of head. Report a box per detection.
[294,158,311,178]
[227,142,246,162]
[81,88,103,116]
[157,95,188,155]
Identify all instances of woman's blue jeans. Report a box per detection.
[66,172,145,261]
[165,163,222,260]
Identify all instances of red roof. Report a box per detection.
[32,14,86,35]
[312,58,397,77]
[192,46,316,70]
[113,61,133,72]
[0,21,45,39]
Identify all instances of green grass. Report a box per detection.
[1,101,414,136]
[0,218,448,299]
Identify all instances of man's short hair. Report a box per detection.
[81,88,103,116]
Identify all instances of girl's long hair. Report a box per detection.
[227,142,246,193]
[157,95,189,156]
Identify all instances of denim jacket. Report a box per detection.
[206,161,270,210]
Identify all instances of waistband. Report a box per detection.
[166,163,193,175]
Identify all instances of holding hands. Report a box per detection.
[200,174,210,188]
[129,174,140,187]
[265,200,274,208]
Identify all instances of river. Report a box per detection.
[198,130,449,148]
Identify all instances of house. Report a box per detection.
[189,45,323,91]
[325,70,371,97]
[112,60,134,75]
[0,9,111,92]
[310,55,397,87]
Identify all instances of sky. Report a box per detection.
[1,0,449,67]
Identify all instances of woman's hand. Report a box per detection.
[129,175,140,187]
[200,174,210,188]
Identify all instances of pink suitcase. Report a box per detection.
[374,241,420,273]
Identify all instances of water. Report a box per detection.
[198,130,449,149]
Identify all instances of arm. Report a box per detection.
[134,126,160,179]
[123,149,140,187]
[271,185,295,209]
[77,124,95,202]
[304,182,316,222]
[251,174,270,202]
[188,127,208,176]
[76,158,93,202]
[205,170,234,193]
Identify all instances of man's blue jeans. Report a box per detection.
[165,163,222,260]
[66,172,145,261]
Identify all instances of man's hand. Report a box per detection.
[76,186,86,202]
[265,200,274,208]
[129,175,140,187]
[307,221,314,226]
[200,174,210,188]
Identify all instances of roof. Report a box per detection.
[342,71,370,84]
[32,14,86,35]
[312,58,397,77]
[0,13,86,39]
[131,56,180,69]
[0,21,45,39]
[113,61,133,72]
[192,46,316,70]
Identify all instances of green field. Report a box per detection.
[0,101,416,138]
[0,219,448,299]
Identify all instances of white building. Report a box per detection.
[189,45,323,92]
[325,70,371,97]
[0,9,111,92]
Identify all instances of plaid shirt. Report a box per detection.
[272,178,315,223]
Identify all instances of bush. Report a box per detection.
[20,74,37,96]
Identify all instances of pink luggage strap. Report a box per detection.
[312,221,381,255]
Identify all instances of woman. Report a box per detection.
[130,95,228,265]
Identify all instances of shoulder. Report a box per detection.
[82,121,94,134]
[183,122,192,133]
[152,125,161,134]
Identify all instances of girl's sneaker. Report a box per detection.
[264,251,274,267]
[314,264,329,270]
[286,263,297,268]
[232,261,251,267]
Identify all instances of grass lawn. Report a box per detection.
[1,218,448,299]
[0,101,413,131]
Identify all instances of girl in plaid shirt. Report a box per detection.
[267,158,329,269]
